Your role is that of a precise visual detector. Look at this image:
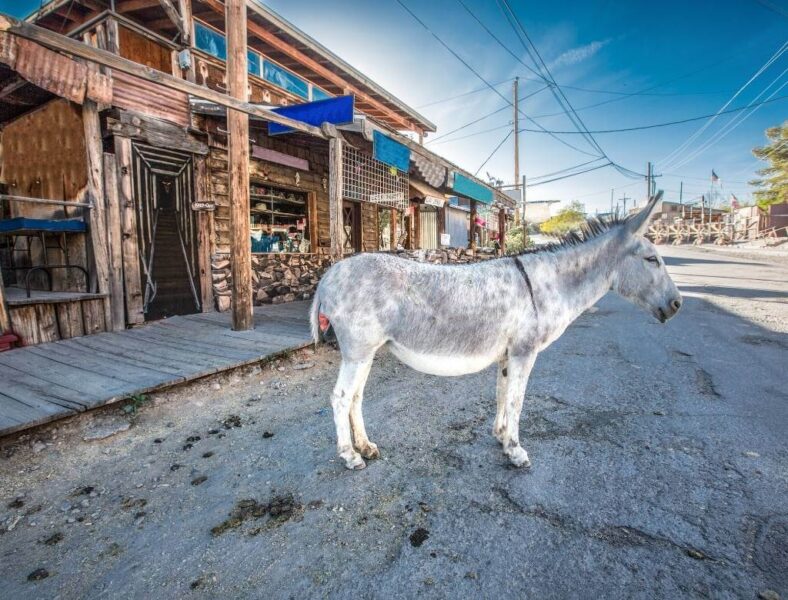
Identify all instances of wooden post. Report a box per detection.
[194,156,214,312]
[226,0,252,331]
[469,200,477,250]
[103,152,125,331]
[413,203,421,249]
[82,33,113,331]
[115,136,144,325]
[0,275,10,333]
[177,0,196,82]
[328,136,344,261]
[498,208,506,255]
[390,208,397,250]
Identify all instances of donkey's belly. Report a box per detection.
[388,342,496,376]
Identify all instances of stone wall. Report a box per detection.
[211,253,330,311]
[211,248,499,311]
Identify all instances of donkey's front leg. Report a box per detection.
[500,352,537,468]
[331,359,373,470]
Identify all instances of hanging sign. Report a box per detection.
[373,130,410,172]
[268,95,355,135]
[423,195,445,208]
[451,172,494,205]
[440,233,451,246]
[191,200,216,212]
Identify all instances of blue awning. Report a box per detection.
[268,95,355,135]
[451,172,493,205]
[373,130,410,172]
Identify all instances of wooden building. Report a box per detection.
[0,0,514,348]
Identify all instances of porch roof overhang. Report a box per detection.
[408,179,446,205]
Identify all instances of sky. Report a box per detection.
[4,0,787,213]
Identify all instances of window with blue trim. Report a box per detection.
[311,86,331,101]
[263,59,309,99]
[194,21,226,61]
[247,50,261,77]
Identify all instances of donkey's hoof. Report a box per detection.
[358,442,380,460]
[343,453,366,470]
[506,446,531,468]
[493,426,506,445]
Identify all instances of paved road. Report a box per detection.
[0,246,786,599]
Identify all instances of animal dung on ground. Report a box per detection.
[409,528,430,547]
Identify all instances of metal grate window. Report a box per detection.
[342,145,409,211]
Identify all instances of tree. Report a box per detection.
[539,201,586,236]
[750,122,787,209]
[504,223,532,253]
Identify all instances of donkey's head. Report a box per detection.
[611,191,682,323]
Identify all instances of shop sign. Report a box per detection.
[191,201,215,212]
[440,233,451,246]
[423,195,445,208]
[370,192,403,205]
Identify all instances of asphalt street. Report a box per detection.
[0,245,786,599]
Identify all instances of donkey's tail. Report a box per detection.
[309,290,321,347]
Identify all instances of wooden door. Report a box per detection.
[342,200,361,253]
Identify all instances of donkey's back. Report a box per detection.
[311,253,524,374]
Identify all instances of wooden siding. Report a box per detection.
[361,202,378,252]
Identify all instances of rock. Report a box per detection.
[191,475,208,486]
[27,568,49,581]
[211,382,221,391]
[742,451,760,458]
[83,420,130,442]
[293,361,315,370]
[31,441,46,453]
[759,591,780,600]
[59,501,73,512]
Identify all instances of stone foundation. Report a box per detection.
[211,253,330,311]
[211,248,499,311]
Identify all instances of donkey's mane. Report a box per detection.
[513,213,630,256]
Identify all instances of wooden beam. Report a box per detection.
[225,0,252,331]
[0,275,10,334]
[194,155,215,312]
[198,0,415,133]
[328,136,344,261]
[82,32,113,332]
[155,0,186,38]
[469,200,477,251]
[0,12,328,139]
[178,0,193,47]
[390,208,397,250]
[117,0,162,12]
[103,152,125,331]
[115,136,144,325]
[498,208,506,255]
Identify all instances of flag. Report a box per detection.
[711,170,719,184]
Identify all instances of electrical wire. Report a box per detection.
[414,79,513,109]
[393,0,602,158]
[525,162,613,187]
[426,105,510,144]
[475,130,513,175]
[658,40,787,170]
[527,157,608,181]
[514,94,788,134]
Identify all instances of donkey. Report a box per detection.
[310,192,681,470]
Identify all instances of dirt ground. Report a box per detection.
[0,245,786,599]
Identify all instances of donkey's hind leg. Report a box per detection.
[332,358,374,470]
[493,356,509,444]
[349,360,379,460]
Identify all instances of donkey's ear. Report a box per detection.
[625,190,663,236]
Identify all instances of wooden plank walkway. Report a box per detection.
[0,301,313,437]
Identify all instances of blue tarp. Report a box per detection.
[0,218,86,234]
[373,130,410,172]
[451,172,493,205]
[268,95,355,135]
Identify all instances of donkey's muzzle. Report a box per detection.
[658,297,682,322]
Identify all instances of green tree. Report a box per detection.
[539,201,585,236]
[750,122,787,209]
[504,223,532,253]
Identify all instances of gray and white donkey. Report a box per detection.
[310,192,681,470]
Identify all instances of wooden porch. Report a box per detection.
[0,300,312,437]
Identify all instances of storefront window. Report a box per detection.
[250,184,311,253]
[194,21,227,61]
[311,86,331,101]
[263,59,309,99]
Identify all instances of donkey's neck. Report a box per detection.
[537,232,621,326]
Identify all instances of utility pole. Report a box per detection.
[620,195,631,214]
[646,161,652,202]
[522,174,527,224]
[610,188,614,215]
[679,181,683,204]
[513,77,520,225]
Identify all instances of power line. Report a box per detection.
[496,0,643,179]
[426,104,510,144]
[429,123,512,146]
[393,0,601,158]
[528,157,607,181]
[475,129,514,175]
[525,162,613,187]
[514,94,788,134]
[658,40,787,170]
[414,78,513,109]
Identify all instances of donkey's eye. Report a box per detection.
[645,256,660,265]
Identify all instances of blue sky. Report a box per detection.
[4,0,786,213]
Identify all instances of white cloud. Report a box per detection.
[550,39,612,69]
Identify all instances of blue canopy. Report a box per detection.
[268,95,355,135]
